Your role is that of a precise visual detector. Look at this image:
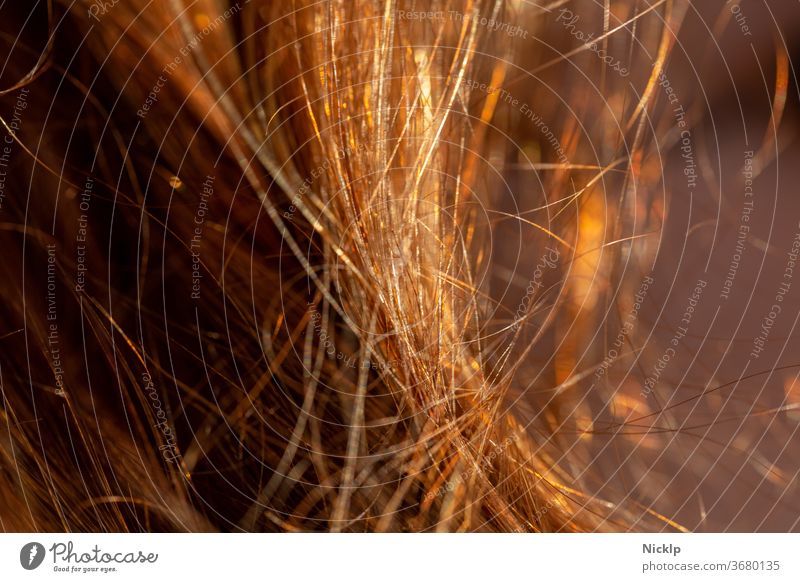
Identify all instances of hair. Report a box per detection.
[0,0,796,532]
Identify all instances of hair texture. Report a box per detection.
[0,0,797,532]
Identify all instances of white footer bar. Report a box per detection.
[1,533,797,581]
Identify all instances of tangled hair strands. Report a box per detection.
[0,0,797,534]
